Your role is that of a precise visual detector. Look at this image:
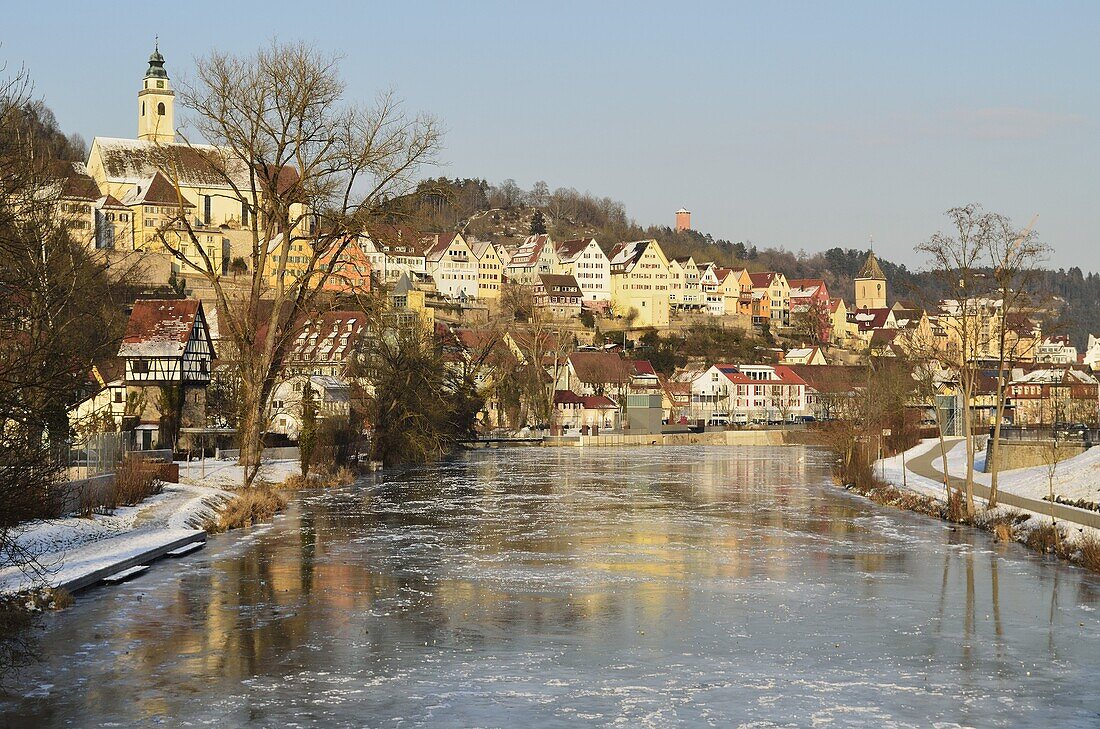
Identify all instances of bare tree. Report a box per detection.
[917,204,997,519]
[985,213,1048,507]
[153,42,440,486]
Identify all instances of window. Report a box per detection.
[133,360,149,374]
[203,196,212,225]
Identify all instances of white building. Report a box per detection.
[422,232,477,299]
[690,363,809,424]
[1035,335,1079,365]
[555,238,610,301]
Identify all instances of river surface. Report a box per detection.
[4,446,1100,727]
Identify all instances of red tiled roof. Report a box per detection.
[748,272,777,288]
[119,299,202,358]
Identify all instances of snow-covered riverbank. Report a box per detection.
[0,459,300,596]
[877,437,1100,505]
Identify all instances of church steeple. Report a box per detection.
[138,40,175,144]
[854,245,887,310]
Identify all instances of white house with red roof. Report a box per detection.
[555,238,610,301]
[690,363,809,424]
[421,232,477,299]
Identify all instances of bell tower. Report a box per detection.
[854,245,887,310]
[137,40,175,144]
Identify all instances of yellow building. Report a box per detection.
[854,250,887,310]
[608,239,671,328]
[85,46,308,276]
[472,239,504,300]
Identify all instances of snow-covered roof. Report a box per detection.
[118,299,204,358]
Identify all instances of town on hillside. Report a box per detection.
[7,13,1100,726]
[50,49,1100,454]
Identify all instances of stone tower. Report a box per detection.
[137,42,175,144]
[854,249,887,310]
[675,208,691,232]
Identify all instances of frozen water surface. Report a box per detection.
[4,446,1100,727]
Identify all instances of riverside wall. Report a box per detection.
[984,439,1089,473]
[544,429,823,448]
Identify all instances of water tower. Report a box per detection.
[675,208,691,232]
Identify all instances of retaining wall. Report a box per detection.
[216,446,301,461]
[984,440,1089,473]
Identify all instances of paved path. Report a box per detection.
[905,439,1100,530]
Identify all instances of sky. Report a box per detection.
[3,1,1098,270]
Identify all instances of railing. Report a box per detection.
[993,425,1100,444]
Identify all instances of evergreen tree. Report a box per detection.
[529,210,547,235]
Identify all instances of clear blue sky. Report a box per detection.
[4,1,1097,269]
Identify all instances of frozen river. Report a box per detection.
[4,446,1100,727]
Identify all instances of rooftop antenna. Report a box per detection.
[869,233,874,252]
[155,34,159,52]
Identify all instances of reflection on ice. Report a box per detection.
[4,445,1100,727]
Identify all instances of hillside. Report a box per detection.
[382,177,1097,349]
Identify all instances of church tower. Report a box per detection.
[137,42,175,144]
[854,249,887,310]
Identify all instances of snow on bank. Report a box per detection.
[1,459,302,597]
[177,458,300,489]
[874,437,1100,557]
[0,482,231,596]
[878,438,1100,504]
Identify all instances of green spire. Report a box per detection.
[145,38,169,80]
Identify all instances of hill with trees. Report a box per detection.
[382,177,1093,348]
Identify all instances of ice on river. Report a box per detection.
[4,445,1100,728]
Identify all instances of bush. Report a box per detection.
[206,484,287,533]
[1025,522,1063,554]
[79,461,162,516]
[1078,533,1100,572]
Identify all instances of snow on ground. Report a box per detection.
[879,437,1100,504]
[0,458,302,595]
[0,475,245,596]
[875,437,1100,551]
[875,439,950,500]
[177,457,299,489]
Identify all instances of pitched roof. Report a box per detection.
[785,364,869,394]
[857,250,886,280]
[286,310,368,364]
[555,238,596,263]
[120,170,195,207]
[608,239,657,272]
[508,234,552,267]
[56,161,102,201]
[537,273,583,294]
[119,299,203,358]
[748,271,778,288]
[568,351,634,384]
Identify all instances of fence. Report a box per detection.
[54,431,131,480]
[994,425,1100,445]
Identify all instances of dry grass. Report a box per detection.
[993,523,1015,543]
[204,484,288,534]
[79,461,162,516]
[1078,533,1100,572]
[1025,523,1064,554]
[281,466,357,490]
